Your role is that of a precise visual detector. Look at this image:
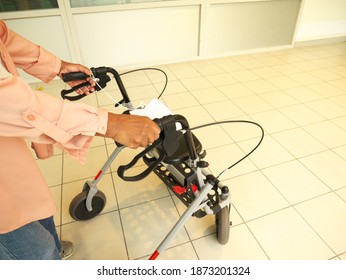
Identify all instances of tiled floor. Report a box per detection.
[31,42,346,260]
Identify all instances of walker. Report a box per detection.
[61,66,263,260]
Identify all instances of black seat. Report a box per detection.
[161,132,202,164]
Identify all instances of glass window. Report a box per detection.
[0,0,58,12]
[70,0,176,8]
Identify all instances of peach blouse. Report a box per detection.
[0,20,108,233]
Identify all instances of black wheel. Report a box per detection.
[215,205,230,245]
[69,190,106,221]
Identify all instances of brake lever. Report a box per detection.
[60,81,91,101]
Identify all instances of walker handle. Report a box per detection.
[62,72,89,82]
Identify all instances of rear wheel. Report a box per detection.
[69,190,106,221]
[215,205,230,245]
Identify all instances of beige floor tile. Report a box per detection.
[121,73,152,88]
[305,99,346,119]
[259,90,299,108]
[238,135,294,169]
[194,63,224,76]
[213,59,245,72]
[192,124,233,150]
[221,119,264,142]
[154,80,187,95]
[225,171,289,221]
[180,77,214,91]
[333,145,346,161]
[247,207,334,259]
[339,252,346,260]
[36,155,63,187]
[295,193,346,255]
[251,67,281,79]
[266,75,301,89]
[170,67,202,80]
[144,66,176,84]
[193,224,268,260]
[162,92,199,110]
[329,66,346,77]
[205,73,237,86]
[336,187,346,202]
[299,150,346,190]
[262,161,330,204]
[284,86,323,103]
[174,105,215,127]
[330,95,346,109]
[272,128,327,158]
[229,70,260,82]
[189,87,228,104]
[310,69,343,81]
[288,72,322,86]
[232,95,273,114]
[279,104,325,126]
[249,110,297,134]
[217,83,255,99]
[272,64,302,75]
[61,173,118,224]
[125,84,161,101]
[203,100,246,120]
[61,211,128,260]
[303,121,346,149]
[243,79,278,94]
[331,116,346,131]
[113,167,170,209]
[328,78,346,91]
[236,58,266,69]
[120,197,190,259]
[255,56,283,67]
[206,143,258,180]
[292,60,321,71]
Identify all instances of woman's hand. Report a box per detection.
[100,113,161,149]
[58,60,95,95]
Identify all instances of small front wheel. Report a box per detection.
[215,205,230,245]
[69,190,106,221]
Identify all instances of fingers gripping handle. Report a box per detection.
[62,72,89,82]
[117,115,177,182]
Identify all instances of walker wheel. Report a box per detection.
[215,205,230,245]
[69,190,106,221]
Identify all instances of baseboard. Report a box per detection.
[294,36,346,47]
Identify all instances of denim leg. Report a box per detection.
[38,216,61,252]
[0,218,61,260]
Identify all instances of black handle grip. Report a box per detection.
[117,139,165,181]
[61,81,90,101]
[62,72,89,82]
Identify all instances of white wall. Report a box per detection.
[3,0,346,83]
[295,0,346,42]
[73,5,200,67]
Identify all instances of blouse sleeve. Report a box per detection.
[0,20,108,163]
[0,75,108,163]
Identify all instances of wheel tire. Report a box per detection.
[215,205,230,245]
[69,190,106,221]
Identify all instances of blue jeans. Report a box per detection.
[0,216,61,260]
